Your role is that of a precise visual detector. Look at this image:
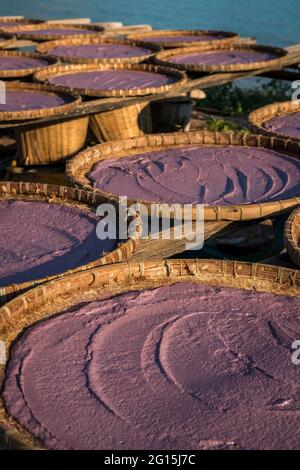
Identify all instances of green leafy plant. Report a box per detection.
[206,116,249,133]
[201,79,291,116]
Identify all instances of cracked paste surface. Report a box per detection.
[0,90,68,112]
[0,200,116,286]
[167,49,278,66]
[264,112,300,139]
[0,55,50,70]
[89,146,300,205]
[47,44,154,59]
[3,282,300,450]
[49,69,177,90]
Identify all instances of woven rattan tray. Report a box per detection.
[36,36,159,64]
[0,50,58,79]
[0,258,299,449]
[34,62,187,97]
[1,23,103,41]
[126,29,239,49]
[154,44,287,72]
[249,100,300,141]
[0,181,140,305]
[66,130,300,221]
[0,81,81,122]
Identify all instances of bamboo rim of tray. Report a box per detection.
[126,29,239,49]
[284,206,300,267]
[0,81,82,122]
[0,35,16,49]
[34,62,187,97]
[66,130,300,221]
[0,257,299,450]
[35,36,160,64]
[0,17,42,27]
[0,50,58,78]
[0,181,140,306]
[249,100,300,141]
[154,44,287,72]
[1,23,104,41]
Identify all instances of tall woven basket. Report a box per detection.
[34,63,186,142]
[0,258,299,449]
[0,181,140,306]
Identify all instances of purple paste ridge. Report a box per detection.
[49,70,176,90]
[88,145,300,205]
[139,34,226,43]
[3,282,300,450]
[0,200,117,286]
[0,90,68,112]
[16,28,98,37]
[168,49,279,65]
[264,112,300,139]
[48,44,153,59]
[0,55,49,71]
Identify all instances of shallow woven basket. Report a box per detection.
[0,17,42,28]
[126,29,239,49]
[0,50,58,79]
[249,100,300,141]
[0,257,299,449]
[1,23,103,41]
[34,62,187,97]
[34,63,186,141]
[0,82,89,165]
[36,36,159,64]
[66,130,300,222]
[155,44,287,72]
[0,81,81,122]
[0,181,140,307]
[284,206,300,267]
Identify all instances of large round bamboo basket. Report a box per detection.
[249,100,300,141]
[1,23,103,41]
[36,36,159,64]
[0,82,88,165]
[126,29,239,49]
[0,50,58,79]
[0,258,299,449]
[0,181,140,306]
[34,63,186,141]
[284,206,300,267]
[155,44,287,72]
[0,81,81,122]
[66,130,300,222]
[34,62,187,97]
[0,17,42,28]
